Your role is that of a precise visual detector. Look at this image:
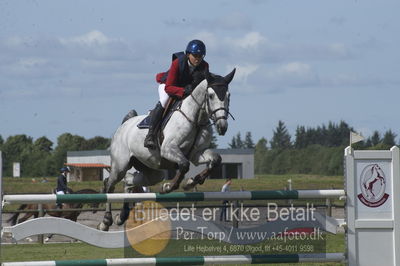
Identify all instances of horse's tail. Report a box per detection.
[6,204,28,225]
[121,109,138,124]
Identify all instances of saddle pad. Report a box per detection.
[137,100,182,130]
[137,115,151,129]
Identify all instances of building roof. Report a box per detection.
[65,163,111,168]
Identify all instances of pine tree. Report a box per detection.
[209,130,218,149]
[294,126,307,149]
[270,120,292,150]
[371,131,381,146]
[244,132,255,149]
[235,132,244,148]
[382,130,396,146]
[228,136,237,149]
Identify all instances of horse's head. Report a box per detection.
[205,69,236,136]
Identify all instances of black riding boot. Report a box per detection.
[144,102,164,149]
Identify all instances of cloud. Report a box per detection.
[262,62,318,90]
[233,32,267,49]
[0,30,156,100]
[60,30,111,46]
[275,62,311,76]
[226,63,259,84]
[198,31,353,64]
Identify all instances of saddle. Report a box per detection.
[138,99,182,129]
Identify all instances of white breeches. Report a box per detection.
[158,84,169,108]
[56,191,65,195]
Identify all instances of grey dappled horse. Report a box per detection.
[98,69,235,231]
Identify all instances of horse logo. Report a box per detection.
[358,164,389,207]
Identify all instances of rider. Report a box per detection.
[144,39,209,150]
[56,166,70,208]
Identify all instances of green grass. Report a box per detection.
[2,174,343,194]
[1,234,345,265]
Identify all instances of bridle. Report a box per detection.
[176,81,235,127]
[205,82,235,125]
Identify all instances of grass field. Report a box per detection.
[2,174,346,265]
[1,234,345,266]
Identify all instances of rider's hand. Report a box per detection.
[183,85,192,97]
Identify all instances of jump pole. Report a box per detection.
[1,253,346,266]
[2,189,346,205]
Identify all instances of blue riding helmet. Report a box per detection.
[185,40,206,56]
[60,166,70,173]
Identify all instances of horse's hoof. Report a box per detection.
[160,183,172,194]
[115,214,126,226]
[103,212,113,227]
[198,177,206,185]
[183,178,195,191]
[97,222,109,231]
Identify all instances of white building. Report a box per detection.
[66,149,254,181]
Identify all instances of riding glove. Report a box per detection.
[183,85,192,97]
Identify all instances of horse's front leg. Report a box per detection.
[183,148,222,191]
[160,142,190,193]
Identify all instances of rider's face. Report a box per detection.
[188,53,204,67]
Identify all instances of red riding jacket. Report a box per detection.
[156,53,209,98]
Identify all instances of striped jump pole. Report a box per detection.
[1,253,346,266]
[2,189,345,205]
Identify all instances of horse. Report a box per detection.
[98,69,235,231]
[7,188,100,226]
[363,164,385,199]
[7,188,100,242]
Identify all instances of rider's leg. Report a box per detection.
[144,85,168,149]
[55,190,65,209]
[144,101,165,149]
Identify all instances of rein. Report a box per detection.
[175,82,234,127]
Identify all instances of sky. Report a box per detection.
[1,0,399,148]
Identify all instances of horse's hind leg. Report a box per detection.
[115,186,143,226]
[115,169,164,226]
[98,156,131,231]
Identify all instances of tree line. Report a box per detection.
[228,120,398,175]
[1,120,398,177]
[0,133,110,177]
